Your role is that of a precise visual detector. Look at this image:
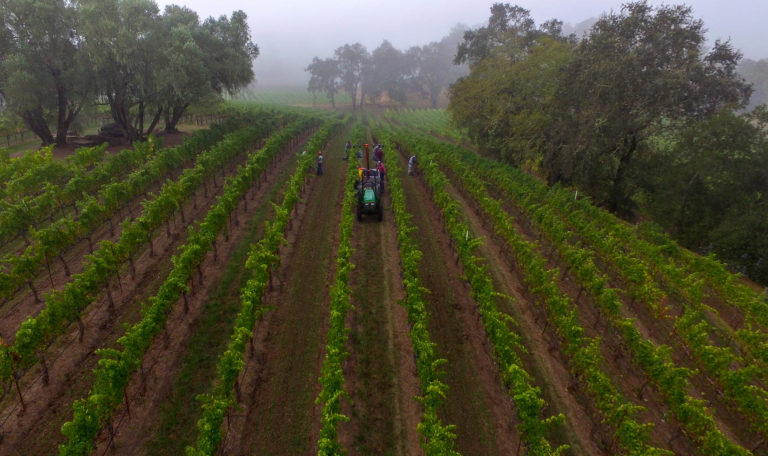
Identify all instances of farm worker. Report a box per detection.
[377,161,387,193]
[356,146,364,166]
[317,151,324,175]
[344,140,351,160]
[373,144,384,162]
[377,161,386,182]
[408,154,417,176]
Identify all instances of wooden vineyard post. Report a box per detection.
[124,389,131,417]
[27,280,41,303]
[13,371,25,412]
[59,254,71,277]
[38,352,49,386]
[77,317,85,342]
[128,256,136,280]
[105,278,115,310]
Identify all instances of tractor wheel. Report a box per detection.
[377,204,383,222]
[357,204,363,221]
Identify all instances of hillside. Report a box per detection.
[0,106,766,455]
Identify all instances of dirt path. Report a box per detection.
[394,148,521,456]
[221,131,347,456]
[339,170,423,455]
[0,140,262,455]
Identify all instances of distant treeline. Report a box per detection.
[449,1,768,284]
[0,0,258,146]
[305,26,469,109]
[739,58,768,110]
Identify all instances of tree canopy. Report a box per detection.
[449,1,765,283]
[551,2,750,212]
[0,0,258,144]
[306,57,340,108]
[0,0,89,145]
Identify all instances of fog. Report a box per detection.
[154,0,768,87]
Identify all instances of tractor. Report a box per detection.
[355,144,383,222]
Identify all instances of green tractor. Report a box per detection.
[355,144,383,222]
[356,172,383,221]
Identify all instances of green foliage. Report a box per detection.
[548,1,750,213]
[398,116,768,449]
[306,58,341,108]
[0,111,285,392]
[59,114,322,455]
[307,26,468,110]
[448,1,764,284]
[454,3,540,67]
[383,124,666,455]
[449,36,570,169]
[375,129,460,455]
[186,117,341,455]
[334,43,368,110]
[315,122,361,455]
[361,40,412,106]
[378,126,568,455]
[638,110,768,283]
[409,25,469,108]
[0,0,90,145]
[72,0,258,140]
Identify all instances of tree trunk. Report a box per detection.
[53,75,83,146]
[675,171,701,236]
[20,108,54,146]
[138,101,145,139]
[27,280,41,303]
[608,132,637,214]
[430,85,440,109]
[165,104,189,133]
[145,107,163,136]
[109,90,139,143]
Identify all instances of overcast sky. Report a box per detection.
[155,0,767,86]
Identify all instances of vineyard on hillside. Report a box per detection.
[0,105,766,456]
